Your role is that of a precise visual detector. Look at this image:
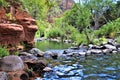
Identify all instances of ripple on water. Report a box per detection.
[43,53,120,80]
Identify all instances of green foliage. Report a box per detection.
[64,4,91,31]
[35,20,49,38]
[0,46,9,57]
[20,0,56,20]
[0,0,8,7]
[93,37,108,45]
[14,51,19,55]
[70,32,86,44]
[116,36,120,44]
[46,27,63,38]
[94,18,120,37]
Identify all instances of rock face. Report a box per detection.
[0,24,24,45]
[0,2,38,50]
[60,0,74,11]
[0,55,24,71]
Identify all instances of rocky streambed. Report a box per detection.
[43,39,120,59]
[0,39,120,80]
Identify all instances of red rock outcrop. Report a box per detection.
[60,0,74,11]
[0,2,38,50]
[0,24,24,45]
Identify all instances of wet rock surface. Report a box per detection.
[43,39,120,59]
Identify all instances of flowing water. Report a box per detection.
[36,41,120,80]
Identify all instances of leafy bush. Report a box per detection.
[35,20,47,38]
[70,32,88,45]
[116,36,120,43]
[93,37,108,45]
[95,18,120,38]
[0,46,9,57]
[46,27,63,38]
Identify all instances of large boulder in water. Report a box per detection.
[0,55,24,71]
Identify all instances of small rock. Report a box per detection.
[104,44,116,50]
[19,52,31,56]
[44,51,58,59]
[112,50,117,54]
[79,52,86,56]
[29,48,43,57]
[19,52,38,61]
[66,52,74,56]
[102,49,112,54]
[35,77,42,80]
[88,44,94,49]
[0,72,9,80]
[86,50,91,56]
[43,67,52,72]
[91,49,102,54]
[56,71,65,76]
[118,48,120,52]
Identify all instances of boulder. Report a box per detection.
[25,60,47,75]
[29,48,44,57]
[0,72,9,80]
[19,52,38,61]
[90,49,102,54]
[0,55,24,71]
[104,44,117,50]
[8,71,29,80]
[44,51,58,59]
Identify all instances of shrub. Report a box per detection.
[70,32,88,45]
[95,18,120,38]
[93,37,108,45]
[116,36,120,44]
[35,20,48,38]
[46,27,63,38]
[0,46,9,57]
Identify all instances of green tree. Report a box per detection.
[20,0,56,20]
[64,4,91,32]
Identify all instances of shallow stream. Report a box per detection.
[36,41,120,80]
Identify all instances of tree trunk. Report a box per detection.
[94,14,99,29]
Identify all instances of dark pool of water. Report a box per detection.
[35,41,120,80]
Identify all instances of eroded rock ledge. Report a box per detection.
[0,2,38,52]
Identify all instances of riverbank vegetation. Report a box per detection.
[2,0,120,45]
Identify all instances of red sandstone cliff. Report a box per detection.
[0,2,38,51]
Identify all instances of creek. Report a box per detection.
[36,41,120,80]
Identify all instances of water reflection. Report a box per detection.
[35,41,72,51]
[43,53,120,80]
